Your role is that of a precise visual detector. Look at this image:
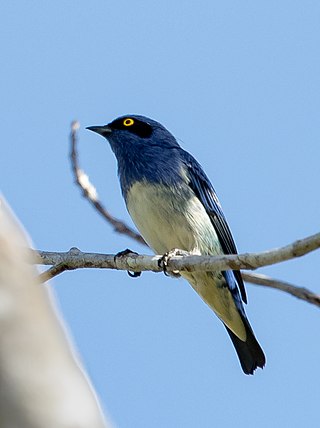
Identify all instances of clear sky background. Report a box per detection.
[1,1,319,427]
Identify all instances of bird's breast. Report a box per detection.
[126,181,221,255]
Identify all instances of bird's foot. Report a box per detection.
[114,248,141,278]
[158,248,190,278]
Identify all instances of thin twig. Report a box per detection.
[242,272,320,307]
[70,121,146,245]
[39,263,70,282]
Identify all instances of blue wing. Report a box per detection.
[182,150,247,304]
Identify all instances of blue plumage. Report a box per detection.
[87,115,266,374]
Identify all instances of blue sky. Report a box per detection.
[1,1,320,427]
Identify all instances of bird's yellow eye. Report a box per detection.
[123,118,134,127]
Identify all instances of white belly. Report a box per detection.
[126,181,221,255]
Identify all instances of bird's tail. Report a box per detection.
[225,315,266,375]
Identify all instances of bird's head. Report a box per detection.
[86,115,180,156]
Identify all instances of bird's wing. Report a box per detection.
[183,151,247,303]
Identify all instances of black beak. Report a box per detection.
[86,125,112,137]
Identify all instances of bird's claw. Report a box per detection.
[157,254,171,277]
[114,248,141,279]
[158,248,189,278]
[127,270,141,278]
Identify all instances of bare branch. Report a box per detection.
[32,231,320,307]
[70,121,146,245]
[242,272,320,307]
[34,232,320,274]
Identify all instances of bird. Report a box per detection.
[87,115,266,375]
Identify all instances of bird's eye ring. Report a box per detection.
[123,118,134,127]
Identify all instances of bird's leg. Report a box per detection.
[158,248,190,278]
[114,248,141,278]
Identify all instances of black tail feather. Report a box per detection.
[225,320,266,375]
